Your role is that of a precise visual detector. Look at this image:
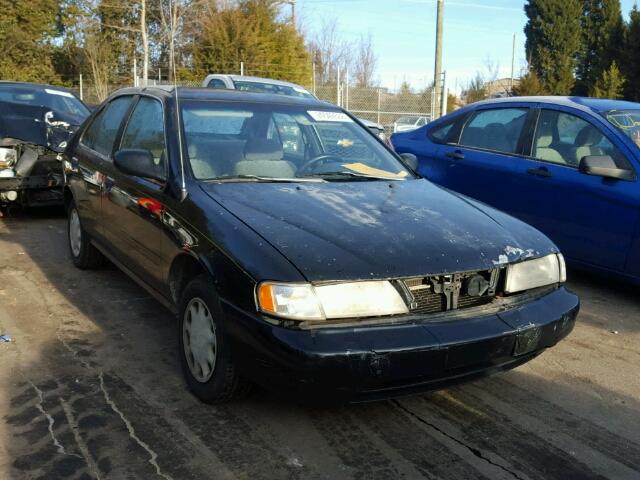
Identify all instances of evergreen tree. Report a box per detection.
[513,69,548,96]
[623,5,640,101]
[190,0,310,85]
[575,0,624,95]
[0,0,60,82]
[524,0,582,95]
[591,61,625,98]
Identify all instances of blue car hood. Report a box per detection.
[201,179,557,282]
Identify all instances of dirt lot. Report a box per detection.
[0,209,639,480]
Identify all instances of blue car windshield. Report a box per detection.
[605,110,640,148]
[180,101,412,181]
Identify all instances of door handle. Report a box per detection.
[527,167,552,178]
[446,150,465,160]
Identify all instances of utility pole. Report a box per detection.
[433,0,444,119]
[510,33,516,95]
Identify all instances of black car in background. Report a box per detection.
[0,82,90,208]
[63,86,578,403]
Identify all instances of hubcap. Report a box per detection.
[183,298,217,383]
[69,208,82,257]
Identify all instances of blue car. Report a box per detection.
[391,97,640,283]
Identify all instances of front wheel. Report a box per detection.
[178,275,251,403]
[67,200,104,269]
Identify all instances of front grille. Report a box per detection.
[410,288,446,315]
[404,269,501,316]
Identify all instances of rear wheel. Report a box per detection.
[178,275,251,403]
[67,200,104,269]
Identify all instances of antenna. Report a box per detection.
[173,56,187,202]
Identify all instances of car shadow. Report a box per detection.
[2,210,640,479]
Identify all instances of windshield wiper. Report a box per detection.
[298,171,405,181]
[208,174,325,183]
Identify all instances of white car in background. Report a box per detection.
[393,115,429,133]
[202,74,315,99]
[202,74,388,141]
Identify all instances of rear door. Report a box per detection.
[436,105,533,211]
[73,96,135,239]
[504,106,639,272]
[102,95,169,290]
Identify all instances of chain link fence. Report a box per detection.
[63,64,439,135]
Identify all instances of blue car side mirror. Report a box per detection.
[578,155,635,181]
[399,153,419,172]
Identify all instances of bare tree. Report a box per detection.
[308,18,351,84]
[353,34,378,88]
[84,26,112,101]
[158,0,189,81]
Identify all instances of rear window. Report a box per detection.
[460,108,528,154]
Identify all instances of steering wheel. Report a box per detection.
[299,154,344,174]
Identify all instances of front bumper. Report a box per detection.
[222,286,579,402]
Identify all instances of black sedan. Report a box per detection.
[63,87,579,403]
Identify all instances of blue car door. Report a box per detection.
[502,105,639,272]
[432,104,534,212]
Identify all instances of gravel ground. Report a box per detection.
[1,208,639,480]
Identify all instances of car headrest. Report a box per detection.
[575,125,603,146]
[243,139,283,162]
[536,119,555,148]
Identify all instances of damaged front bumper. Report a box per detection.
[0,141,64,207]
[223,286,579,402]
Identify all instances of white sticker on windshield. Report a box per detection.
[308,110,353,123]
[45,88,75,99]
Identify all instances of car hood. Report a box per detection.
[0,101,85,152]
[200,179,557,282]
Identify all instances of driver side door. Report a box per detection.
[102,96,169,291]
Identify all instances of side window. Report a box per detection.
[533,109,631,169]
[207,78,227,89]
[81,96,133,156]
[120,97,166,169]
[429,116,458,143]
[460,108,528,154]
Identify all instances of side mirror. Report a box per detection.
[114,149,165,182]
[399,152,419,172]
[578,155,634,181]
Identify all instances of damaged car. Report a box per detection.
[63,87,579,403]
[0,82,90,208]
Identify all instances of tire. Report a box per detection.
[178,275,251,403]
[67,200,104,269]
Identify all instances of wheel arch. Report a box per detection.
[168,253,216,305]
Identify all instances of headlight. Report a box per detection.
[257,281,408,321]
[505,254,566,294]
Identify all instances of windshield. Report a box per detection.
[181,101,411,182]
[397,116,420,125]
[605,110,640,148]
[0,85,90,118]
[233,81,315,99]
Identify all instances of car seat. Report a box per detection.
[571,126,605,166]
[235,139,295,178]
[534,119,565,164]
[188,142,218,179]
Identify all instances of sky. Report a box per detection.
[297,0,638,94]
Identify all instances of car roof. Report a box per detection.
[111,86,334,108]
[470,96,640,114]
[0,81,78,95]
